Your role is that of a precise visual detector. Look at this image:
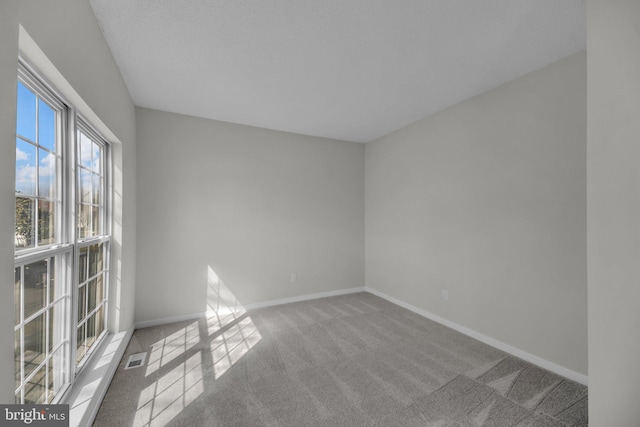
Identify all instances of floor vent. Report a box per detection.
[125,352,147,370]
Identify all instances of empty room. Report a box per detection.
[1,0,639,426]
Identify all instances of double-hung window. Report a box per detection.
[14,70,69,405]
[14,64,110,404]
[75,124,109,365]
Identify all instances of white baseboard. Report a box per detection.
[242,287,366,311]
[134,287,367,330]
[133,285,587,386]
[365,286,588,386]
[135,311,208,329]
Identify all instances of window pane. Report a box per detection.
[47,355,54,402]
[49,347,66,399]
[92,141,101,174]
[79,247,88,283]
[80,169,92,204]
[16,139,36,196]
[24,260,47,319]
[48,303,64,352]
[76,324,86,363]
[78,204,91,239]
[15,267,21,325]
[38,149,56,199]
[80,133,92,170]
[38,99,56,152]
[92,206,100,237]
[86,313,97,350]
[15,330,21,389]
[47,347,66,402]
[23,312,45,380]
[49,258,56,303]
[78,285,86,323]
[87,279,97,313]
[37,200,56,246]
[24,365,46,404]
[15,196,35,249]
[17,82,36,141]
[96,274,104,304]
[89,244,102,278]
[92,173,101,205]
[96,305,105,338]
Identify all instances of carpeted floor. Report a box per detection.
[94,292,587,426]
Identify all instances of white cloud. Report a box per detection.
[16,165,34,182]
[16,148,29,161]
[80,134,93,166]
[16,153,57,195]
[40,152,55,176]
[15,164,35,194]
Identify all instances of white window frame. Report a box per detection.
[15,66,68,254]
[74,120,111,373]
[14,249,73,405]
[14,60,112,404]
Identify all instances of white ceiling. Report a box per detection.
[89,0,585,143]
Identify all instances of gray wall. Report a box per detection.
[0,0,137,403]
[588,0,640,423]
[366,52,587,375]
[0,0,20,405]
[134,108,365,324]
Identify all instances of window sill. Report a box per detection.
[63,329,133,427]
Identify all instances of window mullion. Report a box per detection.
[33,199,38,252]
[34,93,40,250]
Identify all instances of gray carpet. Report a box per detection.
[94,292,587,426]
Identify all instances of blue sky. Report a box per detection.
[16,81,56,197]
[16,82,101,200]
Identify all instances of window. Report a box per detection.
[15,78,62,250]
[76,125,109,365]
[14,64,110,404]
[77,126,106,239]
[14,253,71,404]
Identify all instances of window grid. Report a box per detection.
[15,76,64,251]
[14,252,71,404]
[77,124,106,240]
[76,240,109,366]
[14,63,111,404]
[74,123,110,368]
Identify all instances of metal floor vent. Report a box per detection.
[125,352,147,370]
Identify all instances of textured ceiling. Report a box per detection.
[90,0,585,143]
